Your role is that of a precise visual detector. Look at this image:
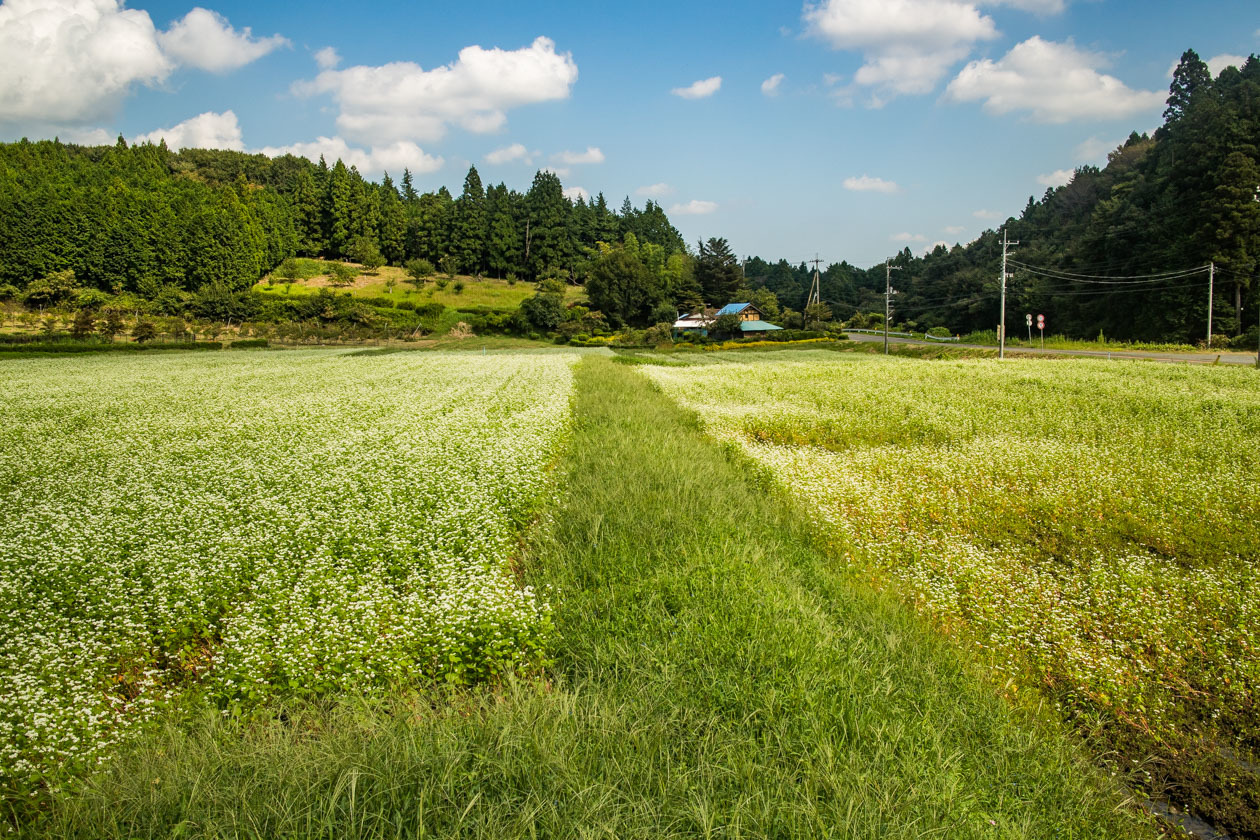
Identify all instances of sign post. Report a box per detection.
[1037,314,1045,348]
[1025,313,1032,343]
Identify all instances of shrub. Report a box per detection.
[360,296,397,309]
[396,300,417,311]
[230,338,269,349]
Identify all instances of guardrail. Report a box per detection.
[844,328,960,342]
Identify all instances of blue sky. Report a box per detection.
[1,0,1257,266]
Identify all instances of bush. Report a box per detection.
[360,296,396,309]
[1228,326,1258,350]
[927,326,952,338]
[229,338,269,349]
[396,300,417,311]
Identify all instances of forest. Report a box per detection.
[0,49,1256,345]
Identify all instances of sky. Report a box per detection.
[0,0,1257,267]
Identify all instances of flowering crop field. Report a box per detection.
[648,351,1259,825]
[0,349,576,795]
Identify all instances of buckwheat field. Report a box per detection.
[0,349,576,795]
[648,351,1259,801]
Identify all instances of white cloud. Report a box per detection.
[313,46,340,70]
[985,0,1066,12]
[636,182,673,198]
[844,174,900,193]
[1036,168,1074,188]
[485,142,532,165]
[761,73,785,96]
[158,7,287,73]
[668,199,718,215]
[61,127,115,145]
[554,146,604,165]
[973,208,1001,220]
[671,76,722,99]
[943,224,966,234]
[294,36,578,145]
[133,110,243,150]
[804,0,997,98]
[944,37,1164,123]
[542,165,570,178]
[257,136,443,177]
[891,231,927,242]
[1074,135,1116,161]
[928,239,950,251]
[563,186,590,202]
[0,0,171,129]
[1206,54,1248,76]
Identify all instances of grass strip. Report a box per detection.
[27,356,1153,839]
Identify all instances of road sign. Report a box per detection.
[1025,314,1032,326]
[1037,314,1045,328]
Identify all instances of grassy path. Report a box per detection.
[32,357,1152,838]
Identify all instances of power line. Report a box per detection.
[1008,260,1210,283]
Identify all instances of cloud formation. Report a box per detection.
[944,37,1164,123]
[671,76,722,99]
[554,146,604,165]
[804,0,997,99]
[636,182,673,198]
[158,7,288,73]
[943,224,966,234]
[484,142,532,165]
[891,231,927,242]
[668,199,718,215]
[256,136,444,176]
[133,110,244,150]
[987,0,1067,12]
[843,174,900,193]
[1036,168,1074,188]
[0,0,171,128]
[563,186,590,202]
[294,36,578,145]
[314,46,340,70]
[761,73,785,96]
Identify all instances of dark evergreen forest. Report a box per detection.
[1,49,1256,344]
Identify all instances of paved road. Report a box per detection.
[844,331,1260,366]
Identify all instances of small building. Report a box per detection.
[673,308,716,336]
[715,302,784,334]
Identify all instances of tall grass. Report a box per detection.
[25,357,1152,839]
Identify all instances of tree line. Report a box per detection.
[0,137,689,303]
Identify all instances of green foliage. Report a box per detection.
[585,244,666,327]
[404,258,433,289]
[439,254,458,278]
[69,309,96,340]
[328,262,358,288]
[131,319,157,342]
[22,269,80,309]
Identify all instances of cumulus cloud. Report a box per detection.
[671,76,722,99]
[541,165,570,178]
[1036,168,1074,188]
[636,182,673,198]
[844,174,900,193]
[133,109,244,150]
[554,146,604,165]
[804,0,997,99]
[943,224,966,234]
[668,199,718,215]
[1074,135,1116,161]
[484,142,532,165]
[985,0,1066,12]
[314,46,340,70]
[891,231,927,242]
[761,73,785,96]
[973,208,1001,219]
[563,186,590,202]
[1206,54,1248,76]
[256,136,444,176]
[0,0,171,128]
[159,7,287,73]
[294,36,578,145]
[944,37,1164,123]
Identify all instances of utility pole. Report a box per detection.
[884,259,901,355]
[807,255,823,309]
[1207,261,1214,347]
[999,229,1018,360]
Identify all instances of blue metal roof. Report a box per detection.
[716,303,751,316]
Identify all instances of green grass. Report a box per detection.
[256,259,586,311]
[28,356,1152,839]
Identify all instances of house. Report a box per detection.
[714,302,784,334]
[673,308,717,336]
